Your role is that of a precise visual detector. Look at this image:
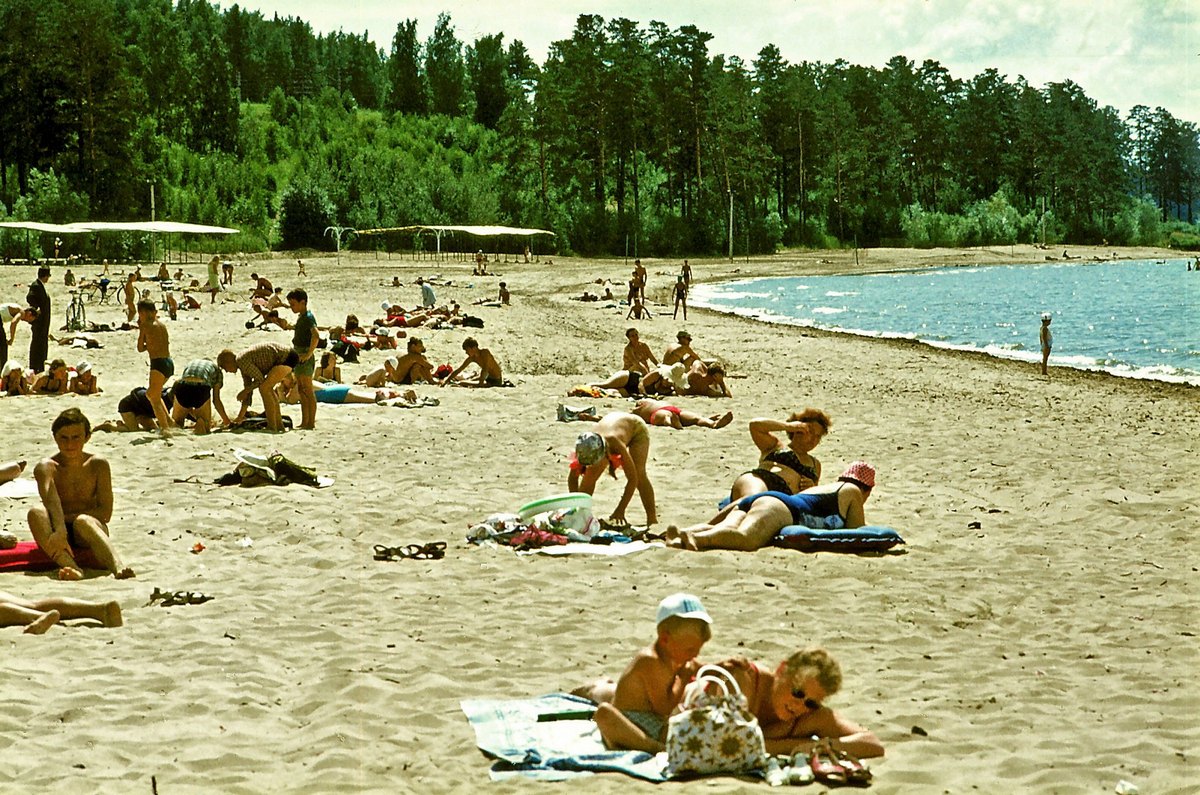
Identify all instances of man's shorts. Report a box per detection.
[292,354,315,378]
[173,381,212,410]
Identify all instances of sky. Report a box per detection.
[228,0,1199,123]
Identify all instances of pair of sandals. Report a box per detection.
[808,740,872,787]
[373,541,447,562]
[146,587,215,607]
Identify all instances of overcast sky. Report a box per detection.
[229,0,1199,123]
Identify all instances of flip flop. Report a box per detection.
[809,743,846,785]
[373,542,447,561]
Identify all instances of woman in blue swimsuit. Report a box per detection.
[669,462,875,552]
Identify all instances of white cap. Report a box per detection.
[1,360,21,378]
[76,361,92,375]
[656,593,712,626]
[1041,312,1052,321]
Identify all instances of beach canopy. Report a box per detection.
[0,220,238,235]
[355,224,554,237]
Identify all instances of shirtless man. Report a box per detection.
[440,337,503,387]
[632,398,732,430]
[633,259,648,300]
[391,337,435,384]
[662,330,700,367]
[136,300,174,434]
[622,328,658,373]
[27,408,135,580]
[685,360,732,398]
[250,273,273,300]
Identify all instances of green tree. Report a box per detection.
[426,13,466,116]
[467,33,508,129]
[386,19,426,114]
[278,177,335,249]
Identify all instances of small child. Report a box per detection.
[593,593,713,753]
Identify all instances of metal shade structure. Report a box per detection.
[0,220,239,261]
[355,224,554,258]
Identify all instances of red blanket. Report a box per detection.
[0,541,55,572]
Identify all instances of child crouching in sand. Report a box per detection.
[584,593,713,753]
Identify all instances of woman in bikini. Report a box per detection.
[668,462,874,551]
[715,647,884,761]
[315,351,341,383]
[567,412,657,526]
[33,359,71,395]
[631,398,732,430]
[589,369,672,397]
[729,410,831,502]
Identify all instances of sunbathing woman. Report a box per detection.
[715,647,884,759]
[314,351,341,383]
[568,412,657,526]
[589,369,672,397]
[277,374,407,405]
[667,462,874,551]
[2,361,31,395]
[729,410,831,501]
[33,359,71,395]
[631,398,732,430]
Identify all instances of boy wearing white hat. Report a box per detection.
[592,593,713,753]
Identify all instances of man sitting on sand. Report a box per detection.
[622,328,658,373]
[440,337,503,387]
[0,591,122,634]
[662,330,700,367]
[391,337,435,384]
[685,361,732,397]
[632,398,732,430]
[28,408,135,581]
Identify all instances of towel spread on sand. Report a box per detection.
[0,479,40,499]
[516,540,664,557]
[461,693,667,782]
[0,541,55,572]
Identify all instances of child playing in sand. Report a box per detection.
[440,337,503,387]
[69,361,100,395]
[27,408,135,581]
[136,300,174,434]
[568,412,657,525]
[0,591,123,633]
[592,593,712,753]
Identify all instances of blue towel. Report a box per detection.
[460,693,667,782]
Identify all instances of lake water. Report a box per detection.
[691,258,1200,385]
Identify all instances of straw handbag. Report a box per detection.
[665,664,768,777]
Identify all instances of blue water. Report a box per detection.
[691,259,1200,385]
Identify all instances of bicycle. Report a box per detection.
[65,290,87,332]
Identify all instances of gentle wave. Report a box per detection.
[692,260,1200,386]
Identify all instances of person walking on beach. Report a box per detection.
[287,288,319,430]
[136,300,174,435]
[672,275,688,320]
[28,408,135,581]
[26,266,51,372]
[1039,313,1053,376]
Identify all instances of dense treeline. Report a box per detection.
[1,1,1197,259]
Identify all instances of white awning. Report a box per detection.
[0,220,239,235]
[356,224,554,237]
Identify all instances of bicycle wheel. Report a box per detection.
[66,299,86,331]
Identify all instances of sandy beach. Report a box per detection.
[1,243,1196,793]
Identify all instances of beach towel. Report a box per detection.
[0,478,40,499]
[0,541,55,572]
[519,540,664,557]
[461,693,667,782]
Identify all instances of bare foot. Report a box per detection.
[24,610,60,634]
[102,601,123,627]
[713,411,734,429]
[57,566,84,581]
[114,567,136,580]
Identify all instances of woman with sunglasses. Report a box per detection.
[716,646,884,759]
[668,461,874,551]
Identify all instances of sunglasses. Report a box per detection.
[792,688,823,712]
